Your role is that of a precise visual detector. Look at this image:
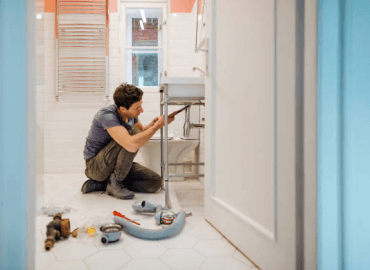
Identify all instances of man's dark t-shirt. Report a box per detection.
[83,105,138,160]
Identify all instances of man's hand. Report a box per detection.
[154,115,175,129]
[150,116,160,127]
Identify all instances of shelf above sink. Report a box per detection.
[160,76,205,100]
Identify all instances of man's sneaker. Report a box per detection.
[81,179,108,194]
[106,178,134,200]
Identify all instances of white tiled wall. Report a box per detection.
[39,1,205,179]
[167,6,206,183]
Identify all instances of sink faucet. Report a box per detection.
[192,67,205,77]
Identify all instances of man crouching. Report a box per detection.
[81,83,175,199]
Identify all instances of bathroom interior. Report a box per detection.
[34,0,256,269]
[6,0,370,269]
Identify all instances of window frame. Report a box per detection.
[119,2,168,93]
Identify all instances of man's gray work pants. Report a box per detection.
[84,128,161,193]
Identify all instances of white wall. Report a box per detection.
[39,1,205,178]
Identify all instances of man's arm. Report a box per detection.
[107,115,174,153]
[134,117,159,132]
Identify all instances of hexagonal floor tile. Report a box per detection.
[85,250,132,270]
[181,221,195,233]
[121,258,171,270]
[188,224,223,240]
[200,257,251,270]
[35,250,57,270]
[43,260,89,270]
[159,232,198,248]
[186,215,208,226]
[194,239,236,257]
[52,239,98,261]
[124,240,167,258]
[233,250,255,268]
[160,249,206,269]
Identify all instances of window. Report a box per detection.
[122,5,167,88]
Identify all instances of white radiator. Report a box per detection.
[56,0,108,97]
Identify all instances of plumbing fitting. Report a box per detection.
[183,106,191,137]
[132,200,163,212]
[183,106,205,137]
[44,212,75,251]
[100,223,123,244]
[132,200,164,225]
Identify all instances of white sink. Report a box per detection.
[160,76,205,99]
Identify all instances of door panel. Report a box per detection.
[205,0,300,269]
[214,0,275,237]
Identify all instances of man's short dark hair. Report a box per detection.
[113,83,143,110]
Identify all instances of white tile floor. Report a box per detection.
[35,174,258,270]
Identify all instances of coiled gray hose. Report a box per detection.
[113,210,186,240]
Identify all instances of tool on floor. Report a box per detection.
[100,223,123,244]
[44,212,77,251]
[113,211,140,225]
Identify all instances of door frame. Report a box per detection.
[303,1,318,269]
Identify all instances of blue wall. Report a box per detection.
[318,0,370,269]
[0,0,35,269]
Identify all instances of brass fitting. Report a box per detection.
[44,212,71,251]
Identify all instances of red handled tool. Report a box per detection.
[113,211,140,225]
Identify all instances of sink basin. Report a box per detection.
[160,76,205,99]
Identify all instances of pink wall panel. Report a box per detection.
[171,0,201,13]
[44,0,55,12]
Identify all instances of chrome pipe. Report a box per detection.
[160,88,164,188]
[195,0,199,52]
[183,106,191,137]
[164,85,171,209]
[168,174,205,178]
[168,162,205,166]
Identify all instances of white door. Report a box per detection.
[204,1,302,269]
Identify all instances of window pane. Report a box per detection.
[126,8,163,47]
[132,18,158,46]
[125,49,163,87]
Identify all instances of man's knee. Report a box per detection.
[146,174,162,193]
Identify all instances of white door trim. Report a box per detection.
[303,0,318,269]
